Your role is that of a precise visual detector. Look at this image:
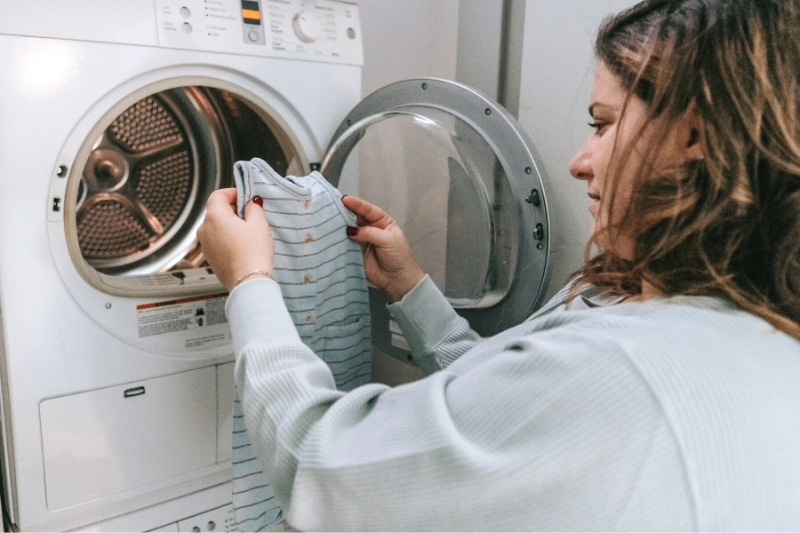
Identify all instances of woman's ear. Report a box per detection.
[682,109,704,161]
[686,127,704,160]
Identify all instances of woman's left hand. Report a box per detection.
[197,188,274,292]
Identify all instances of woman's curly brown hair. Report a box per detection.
[579,0,800,338]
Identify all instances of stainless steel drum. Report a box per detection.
[75,86,296,276]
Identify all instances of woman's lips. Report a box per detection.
[588,191,600,216]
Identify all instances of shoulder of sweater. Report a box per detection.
[526,294,776,348]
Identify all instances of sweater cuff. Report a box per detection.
[386,275,461,354]
[225,277,301,356]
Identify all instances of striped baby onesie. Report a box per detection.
[230,158,372,531]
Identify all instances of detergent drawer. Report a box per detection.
[40,367,218,510]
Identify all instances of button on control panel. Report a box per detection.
[240,0,265,44]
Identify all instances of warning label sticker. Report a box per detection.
[136,293,228,338]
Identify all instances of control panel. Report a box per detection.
[155,0,363,65]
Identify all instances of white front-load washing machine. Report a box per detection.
[0,1,364,530]
[0,1,557,531]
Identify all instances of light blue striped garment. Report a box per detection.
[230,158,372,531]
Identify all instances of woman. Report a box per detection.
[197,0,800,529]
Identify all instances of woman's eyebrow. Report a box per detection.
[588,103,615,117]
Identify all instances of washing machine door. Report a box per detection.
[321,78,551,350]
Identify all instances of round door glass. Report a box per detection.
[330,106,518,309]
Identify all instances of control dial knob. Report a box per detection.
[292,11,322,43]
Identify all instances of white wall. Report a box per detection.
[514,0,639,297]
[358,0,460,96]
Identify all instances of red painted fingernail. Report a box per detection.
[253,195,263,207]
[346,226,358,236]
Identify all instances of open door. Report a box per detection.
[321,78,551,358]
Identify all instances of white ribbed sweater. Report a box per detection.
[227,275,800,531]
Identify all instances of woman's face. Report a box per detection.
[569,62,697,259]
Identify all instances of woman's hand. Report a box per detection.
[197,188,274,292]
[342,195,425,303]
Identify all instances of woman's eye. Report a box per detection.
[588,121,608,134]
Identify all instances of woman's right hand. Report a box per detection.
[342,195,425,303]
[197,188,274,293]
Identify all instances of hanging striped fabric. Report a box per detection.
[230,158,372,531]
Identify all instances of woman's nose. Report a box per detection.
[569,140,593,181]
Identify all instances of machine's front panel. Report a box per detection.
[0,0,365,531]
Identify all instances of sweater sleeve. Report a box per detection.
[386,275,483,373]
[385,275,594,374]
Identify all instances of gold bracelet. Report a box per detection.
[233,268,275,288]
